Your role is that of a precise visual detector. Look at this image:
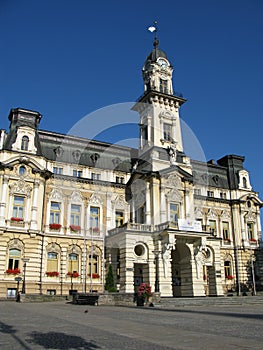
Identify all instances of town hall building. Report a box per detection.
[0,37,262,299]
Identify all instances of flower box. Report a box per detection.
[249,238,257,243]
[49,223,61,230]
[6,268,20,275]
[46,271,59,277]
[70,225,81,232]
[88,273,100,279]
[226,275,234,280]
[67,272,79,278]
[90,227,99,232]
[224,238,231,243]
[10,217,23,222]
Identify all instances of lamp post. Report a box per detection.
[249,243,257,296]
[21,258,30,294]
[153,250,161,293]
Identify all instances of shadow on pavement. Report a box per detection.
[27,331,100,349]
[0,321,31,349]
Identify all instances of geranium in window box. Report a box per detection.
[90,227,99,232]
[46,271,59,277]
[70,225,81,232]
[10,217,23,222]
[67,271,79,278]
[249,238,257,243]
[224,238,231,243]
[88,273,100,279]
[226,275,234,280]
[6,268,20,275]
[49,223,61,230]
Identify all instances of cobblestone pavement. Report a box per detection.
[0,301,262,350]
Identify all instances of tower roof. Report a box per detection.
[145,38,168,64]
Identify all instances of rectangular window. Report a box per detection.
[163,123,172,142]
[53,167,63,175]
[220,192,227,199]
[73,169,82,177]
[207,191,214,197]
[8,249,21,270]
[91,172,100,180]
[194,188,201,195]
[115,211,124,227]
[12,196,25,219]
[224,261,231,278]
[170,203,179,223]
[47,252,58,272]
[70,204,81,226]
[160,78,168,94]
[209,220,217,235]
[90,207,100,230]
[50,202,61,224]
[68,253,79,273]
[247,223,254,240]
[116,176,124,184]
[222,222,230,240]
[89,255,98,275]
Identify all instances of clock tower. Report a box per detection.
[133,36,187,171]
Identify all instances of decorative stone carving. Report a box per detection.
[71,190,82,203]
[89,193,102,205]
[166,188,182,202]
[49,188,63,201]
[9,179,32,197]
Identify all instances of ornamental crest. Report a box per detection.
[9,179,32,197]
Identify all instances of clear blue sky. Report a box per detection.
[1,0,263,202]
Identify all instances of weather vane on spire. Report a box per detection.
[148,20,159,47]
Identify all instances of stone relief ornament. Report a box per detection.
[70,190,83,203]
[89,193,102,205]
[49,188,63,201]
[9,179,32,197]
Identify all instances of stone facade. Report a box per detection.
[0,39,262,299]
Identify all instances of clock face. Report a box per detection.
[158,58,168,69]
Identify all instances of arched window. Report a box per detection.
[8,249,21,271]
[47,252,58,273]
[21,136,29,151]
[243,177,247,188]
[68,253,79,274]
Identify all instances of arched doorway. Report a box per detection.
[171,243,193,297]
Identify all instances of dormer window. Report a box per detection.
[21,136,29,151]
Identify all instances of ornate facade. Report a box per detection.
[0,39,262,298]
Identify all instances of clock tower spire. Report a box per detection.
[133,23,187,170]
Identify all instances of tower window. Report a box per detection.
[115,211,124,227]
[160,79,168,94]
[163,123,172,142]
[170,203,179,223]
[21,136,29,151]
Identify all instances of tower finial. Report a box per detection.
[148,20,159,48]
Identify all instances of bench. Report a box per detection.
[72,293,99,305]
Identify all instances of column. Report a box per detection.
[160,186,166,223]
[145,182,151,225]
[0,175,8,226]
[30,180,40,230]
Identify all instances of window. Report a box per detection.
[91,172,100,180]
[50,202,61,224]
[194,188,201,195]
[224,261,232,279]
[8,249,21,270]
[243,177,247,188]
[160,78,168,93]
[53,167,63,175]
[70,204,81,226]
[115,211,124,227]
[170,203,179,223]
[12,196,25,219]
[89,254,99,275]
[207,191,214,197]
[222,222,230,240]
[163,123,172,142]
[90,207,99,230]
[47,252,58,272]
[73,170,82,177]
[209,220,217,235]
[247,223,254,240]
[142,125,148,141]
[21,136,29,151]
[68,253,79,273]
[116,176,124,184]
[19,166,26,176]
[220,192,227,199]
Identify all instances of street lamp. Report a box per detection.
[153,250,161,293]
[21,258,30,294]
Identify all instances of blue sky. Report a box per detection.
[0,0,263,202]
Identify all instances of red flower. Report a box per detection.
[226,275,234,280]
[70,225,81,231]
[137,283,152,298]
[46,271,59,277]
[249,238,257,243]
[88,273,100,279]
[67,272,79,278]
[49,223,61,229]
[6,268,20,274]
[11,217,23,222]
